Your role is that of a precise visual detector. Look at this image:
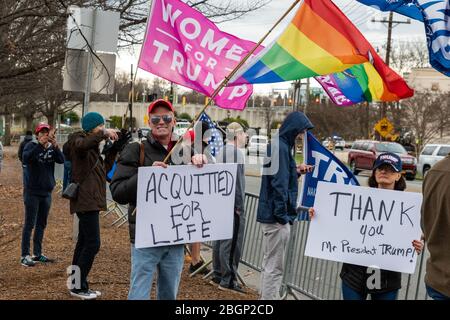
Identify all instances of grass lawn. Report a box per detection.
[295,153,304,163]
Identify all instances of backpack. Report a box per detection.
[106,142,145,183]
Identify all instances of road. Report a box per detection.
[244,149,423,194]
[245,170,423,195]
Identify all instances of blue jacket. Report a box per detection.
[22,142,65,196]
[257,112,313,225]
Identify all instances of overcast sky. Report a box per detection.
[116,0,426,94]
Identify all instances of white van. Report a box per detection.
[418,144,450,176]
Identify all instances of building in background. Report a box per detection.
[405,68,450,93]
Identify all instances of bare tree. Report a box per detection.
[402,91,450,154]
[260,96,274,135]
[1,0,270,145]
[389,39,430,74]
[383,40,431,130]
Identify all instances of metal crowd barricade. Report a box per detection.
[103,195,129,228]
[54,162,129,228]
[240,192,429,300]
[104,184,129,228]
[54,163,64,194]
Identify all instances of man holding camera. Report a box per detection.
[20,123,64,267]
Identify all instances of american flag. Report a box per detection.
[198,112,223,157]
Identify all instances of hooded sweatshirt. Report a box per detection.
[257,112,314,224]
[22,141,65,196]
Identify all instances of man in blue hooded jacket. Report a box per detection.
[257,111,314,300]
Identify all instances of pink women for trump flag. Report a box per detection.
[138,0,262,110]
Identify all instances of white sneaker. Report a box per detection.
[88,289,101,297]
[70,290,97,300]
[21,255,36,267]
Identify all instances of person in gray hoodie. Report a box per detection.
[211,122,247,294]
[257,111,314,300]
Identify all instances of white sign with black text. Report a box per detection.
[305,182,423,274]
[135,164,237,249]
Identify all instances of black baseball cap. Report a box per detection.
[373,152,402,172]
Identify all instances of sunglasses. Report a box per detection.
[150,115,173,125]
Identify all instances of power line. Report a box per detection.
[344,2,362,18]
[371,12,411,119]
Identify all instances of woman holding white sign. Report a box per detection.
[309,153,424,300]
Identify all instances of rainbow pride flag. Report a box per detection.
[316,53,414,106]
[228,0,413,103]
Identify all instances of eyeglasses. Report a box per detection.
[150,115,173,125]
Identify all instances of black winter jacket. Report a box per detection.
[110,133,178,243]
[67,131,114,214]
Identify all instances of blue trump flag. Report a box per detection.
[417,0,450,77]
[297,132,359,220]
[357,0,450,76]
[356,0,423,21]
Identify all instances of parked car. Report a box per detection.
[247,135,268,156]
[348,140,417,180]
[417,144,450,176]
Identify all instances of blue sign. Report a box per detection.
[298,132,359,220]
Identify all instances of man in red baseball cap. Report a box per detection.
[110,98,208,300]
[35,123,51,135]
[20,122,64,267]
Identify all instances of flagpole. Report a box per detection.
[162,0,303,163]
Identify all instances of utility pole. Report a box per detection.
[372,12,410,119]
[304,78,310,115]
[293,80,306,112]
[169,82,174,104]
[128,64,133,131]
[82,9,97,116]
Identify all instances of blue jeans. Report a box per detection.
[342,281,399,300]
[426,285,450,300]
[22,165,28,196]
[21,193,52,257]
[128,244,184,300]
